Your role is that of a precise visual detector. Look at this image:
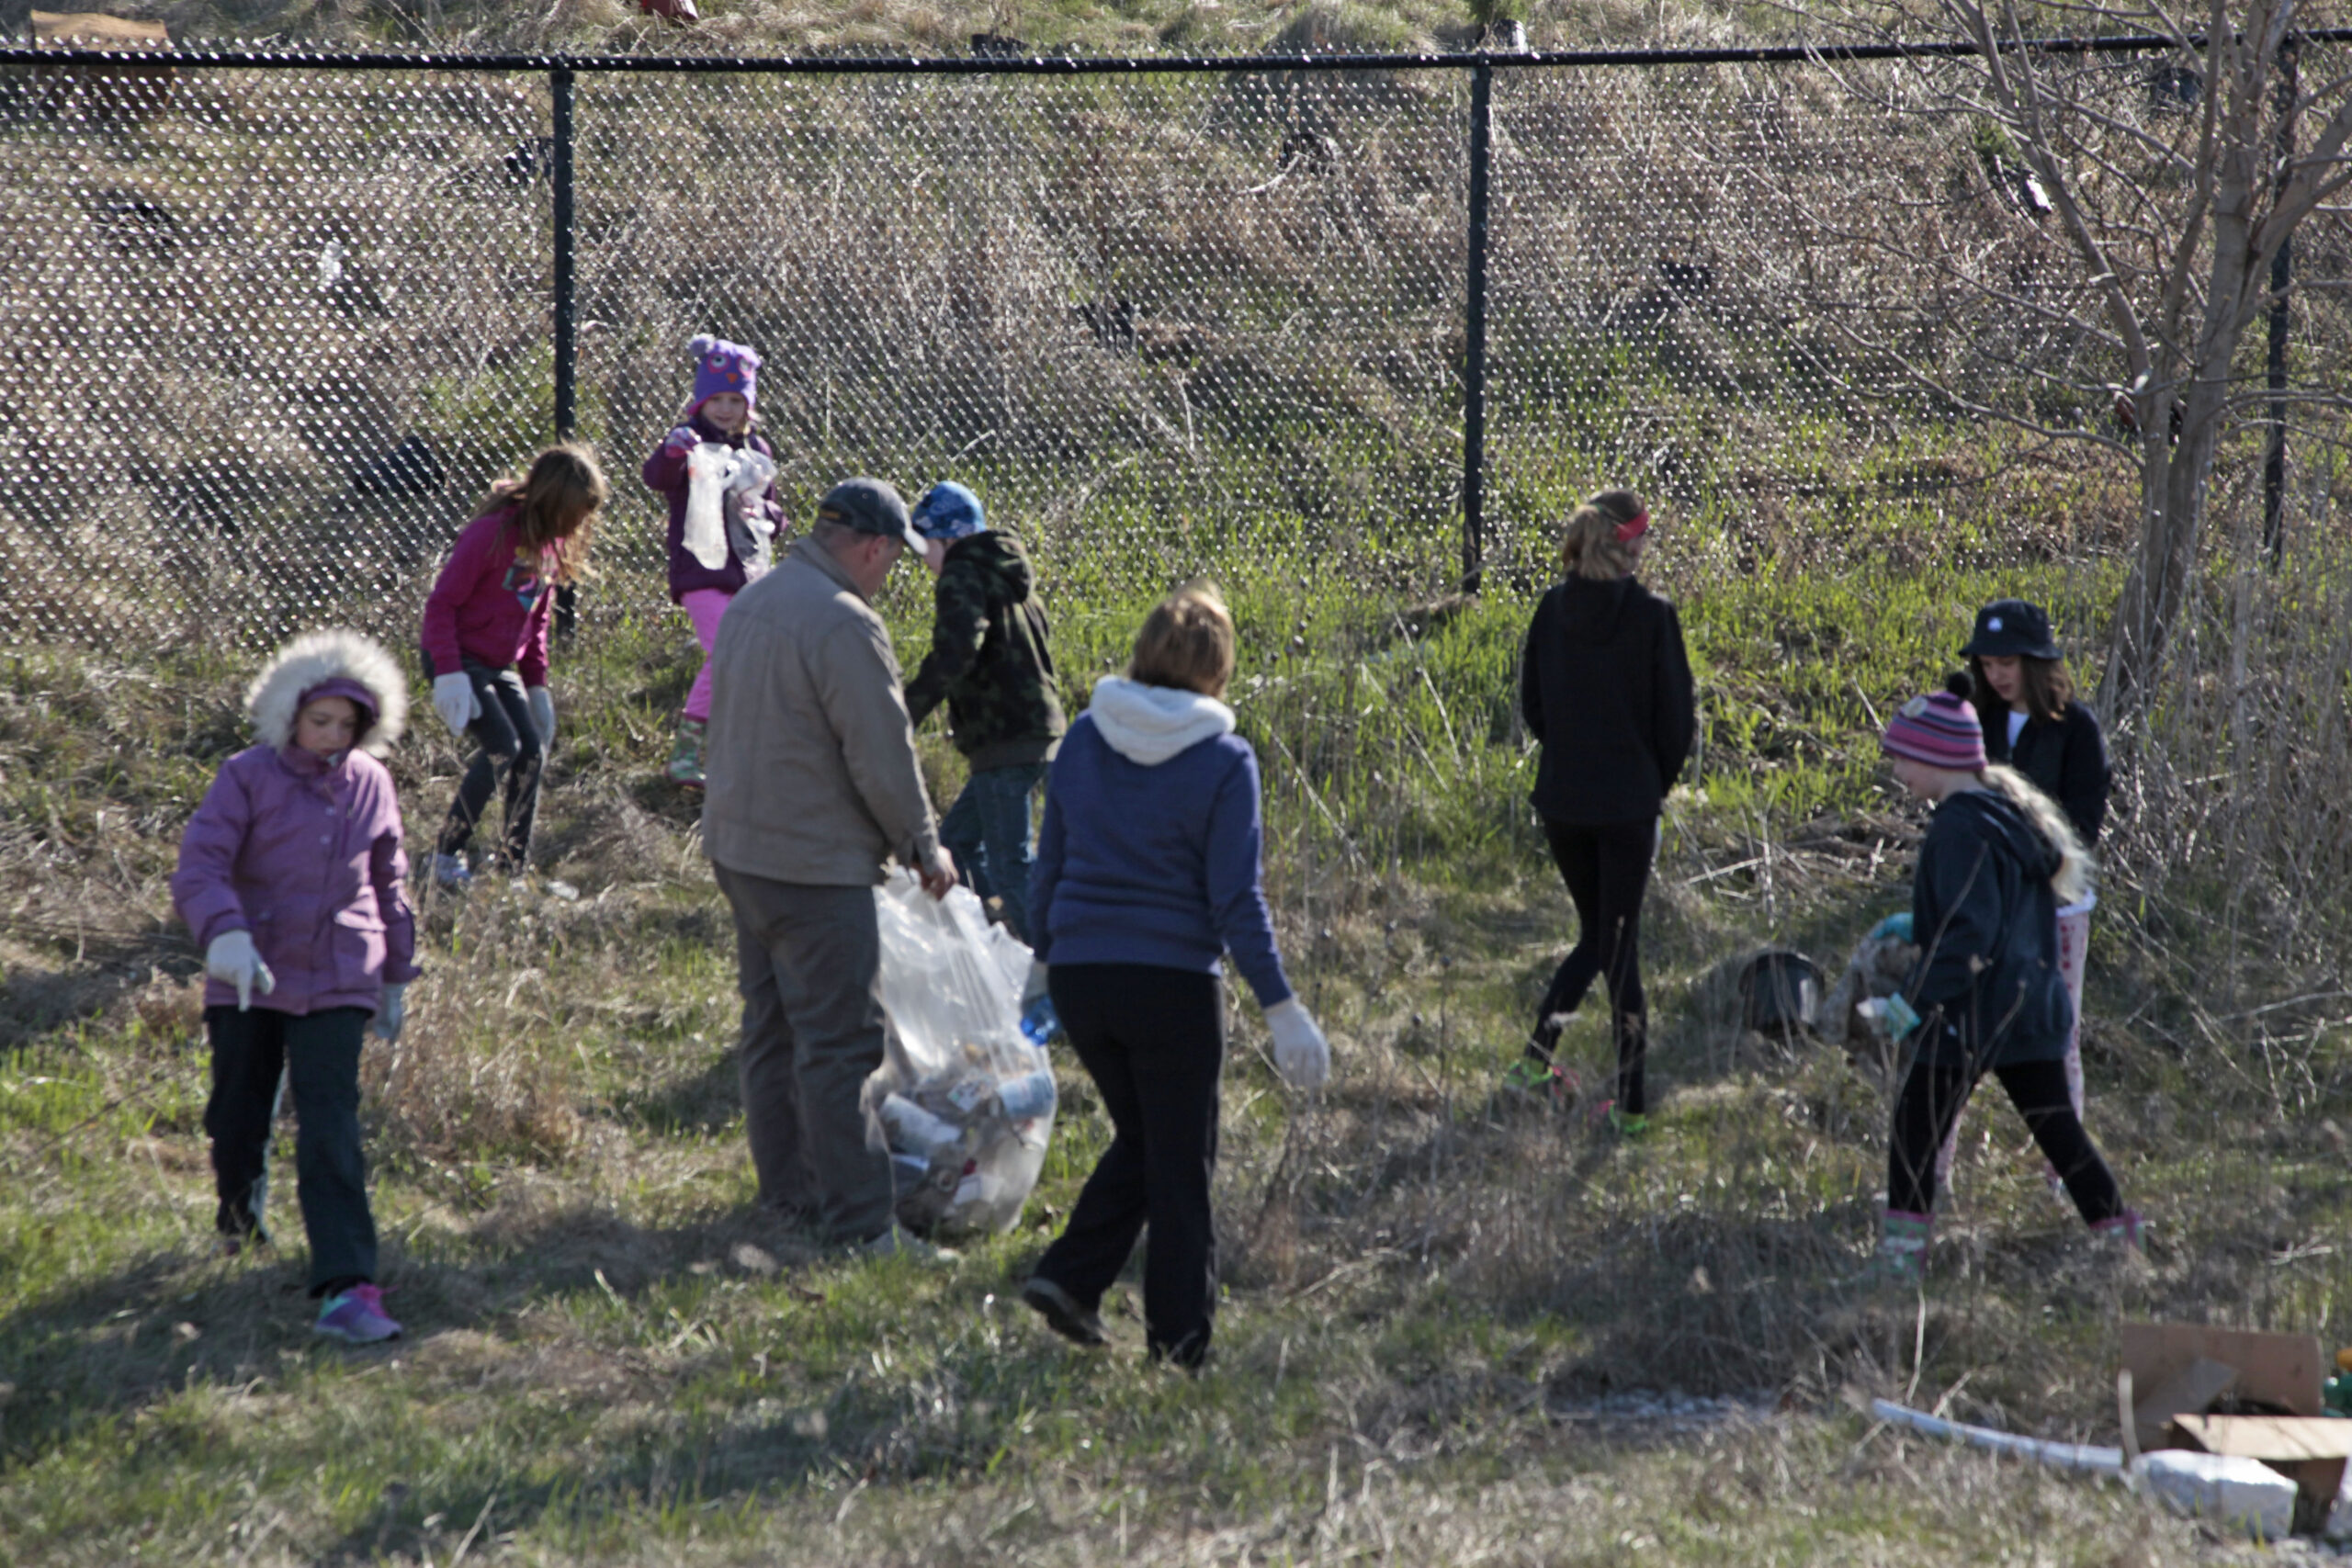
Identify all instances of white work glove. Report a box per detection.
[526,686,556,748]
[432,671,480,734]
[205,930,276,1012]
[373,982,406,1043]
[1265,998,1331,1091]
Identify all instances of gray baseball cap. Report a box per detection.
[817,478,921,550]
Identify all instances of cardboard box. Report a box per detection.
[2121,1321,2341,1531]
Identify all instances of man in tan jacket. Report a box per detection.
[704,477,955,1255]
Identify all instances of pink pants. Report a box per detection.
[681,588,733,723]
[1937,904,2091,1186]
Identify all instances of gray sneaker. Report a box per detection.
[1021,1276,1108,1346]
[859,1224,956,1264]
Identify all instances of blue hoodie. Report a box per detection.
[1029,677,1293,1008]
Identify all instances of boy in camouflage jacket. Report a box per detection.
[903,482,1066,942]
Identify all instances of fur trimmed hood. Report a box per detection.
[244,629,408,756]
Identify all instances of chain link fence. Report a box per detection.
[6,40,2351,652]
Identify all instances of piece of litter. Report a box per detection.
[2132,1449,2297,1540]
[1871,1398,2122,1476]
[547,880,579,901]
[729,1243,778,1276]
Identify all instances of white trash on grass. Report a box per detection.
[2130,1450,2298,1541]
[1872,1397,2306,1543]
[867,871,1056,1235]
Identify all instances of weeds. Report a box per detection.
[4,493,2350,1560]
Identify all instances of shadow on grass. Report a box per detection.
[0,1190,1089,1562]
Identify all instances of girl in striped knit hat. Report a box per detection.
[1869,677,2143,1283]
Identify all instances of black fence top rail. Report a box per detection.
[7,30,2351,73]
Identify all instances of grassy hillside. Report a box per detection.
[6,0,1808,59]
[5,501,2351,1561]
[10,4,2352,1560]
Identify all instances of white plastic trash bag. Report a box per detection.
[868,869,1056,1235]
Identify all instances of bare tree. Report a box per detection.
[1783,2,2352,704]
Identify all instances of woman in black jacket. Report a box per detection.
[1958,598,2110,1176]
[1870,682,2141,1283]
[1510,489,1697,1135]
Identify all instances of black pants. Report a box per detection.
[1535,817,1656,1114]
[424,652,543,866]
[1888,1055,2124,1224]
[1032,964,1224,1367]
[205,1005,378,1295]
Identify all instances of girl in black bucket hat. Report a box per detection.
[1951,598,2111,1194]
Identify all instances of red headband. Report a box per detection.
[1614,511,1651,543]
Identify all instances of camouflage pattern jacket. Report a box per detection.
[904,531,1066,771]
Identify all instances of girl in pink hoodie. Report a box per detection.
[172,629,417,1345]
[419,444,607,886]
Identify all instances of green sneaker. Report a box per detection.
[1604,1106,1651,1139]
[666,715,707,789]
[1502,1053,1574,1110]
[1869,1210,1933,1286]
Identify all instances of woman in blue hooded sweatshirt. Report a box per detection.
[1020,583,1330,1369]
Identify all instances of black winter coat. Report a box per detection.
[1979,699,2111,847]
[904,531,1067,772]
[1902,789,2073,1072]
[1520,575,1697,826]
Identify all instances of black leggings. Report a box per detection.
[1032,964,1224,1368]
[426,653,543,866]
[1888,1056,2123,1223]
[1534,817,1655,1114]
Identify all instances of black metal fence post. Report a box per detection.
[551,63,580,636]
[1462,58,1492,595]
[2263,36,2297,568]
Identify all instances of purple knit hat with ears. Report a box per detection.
[689,334,759,413]
[1882,685,1986,771]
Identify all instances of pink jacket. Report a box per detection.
[172,743,420,1016]
[420,504,556,686]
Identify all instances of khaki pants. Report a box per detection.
[715,864,895,1246]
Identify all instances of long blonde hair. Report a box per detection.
[1559,489,1645,581]
[1981,762,2095,907]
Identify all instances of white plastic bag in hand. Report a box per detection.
[1265,998,1330,1091]
[431,672,480,734]
[526,686,556,747]
[683,442,738,570]
[374,982,406,1043]
[724,447,775,500]
[206,930,276,1012]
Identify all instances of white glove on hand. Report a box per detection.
[526,686,556,748]
[432,672,480,734]
[374,982,406,1043]
[205,930,276,1012]
[1265,998,1331,1092]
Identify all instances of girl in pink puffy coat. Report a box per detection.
[171,629,418,1345]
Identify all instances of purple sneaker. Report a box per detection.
[313,1283,401,1344]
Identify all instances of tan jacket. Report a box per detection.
[703,536,940,886]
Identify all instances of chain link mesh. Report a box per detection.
[0,63,550,647]
[5,48,2347,649]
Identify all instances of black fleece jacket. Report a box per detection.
[1979,699,2111,847]
[904,531,1067,772]
[1519,574,1697,826]
[1902,788,2073,1072]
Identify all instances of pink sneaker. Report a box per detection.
[313,1283,401,1344]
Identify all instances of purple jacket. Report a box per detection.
[641,413,783,604]
[421,504,556,686]
[172,743,420,1016]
